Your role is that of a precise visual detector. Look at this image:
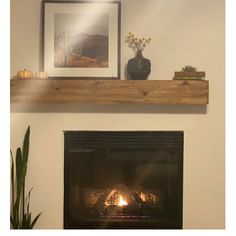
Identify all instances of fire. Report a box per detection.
[118,195,128,206]
[139,191,159,204]
[140,192,146,202]
[104,190,128,207]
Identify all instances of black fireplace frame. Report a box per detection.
[64,131,184,229]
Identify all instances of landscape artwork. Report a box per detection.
[54,13,109,68]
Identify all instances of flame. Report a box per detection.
[104,189,128,207]
[139,191,159,204]
[118,195,128,206]
[140,192,146,202]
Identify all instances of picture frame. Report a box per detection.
[43,0,121,79]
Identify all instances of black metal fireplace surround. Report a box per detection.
[64,131,183,229]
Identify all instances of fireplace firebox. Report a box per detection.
[64,131,183,229]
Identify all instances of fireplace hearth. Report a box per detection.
[64,131,183,229]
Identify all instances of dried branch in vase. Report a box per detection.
[125,32,151,51]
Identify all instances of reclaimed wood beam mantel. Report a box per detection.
[10,79,209,105]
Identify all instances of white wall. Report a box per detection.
[10,0,225,229]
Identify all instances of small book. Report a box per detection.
[173,76,204,80]
[174,71,205,77]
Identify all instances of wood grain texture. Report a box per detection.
[10,79,209,105]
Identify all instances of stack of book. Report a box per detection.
[173,71,205,80]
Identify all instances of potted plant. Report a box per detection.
[173,66,206,80]
[10,126,42,229]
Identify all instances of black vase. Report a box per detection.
[127,50,151,80]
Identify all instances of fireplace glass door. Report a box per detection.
[64,131,183,229]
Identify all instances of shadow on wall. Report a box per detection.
[11,104,207,114]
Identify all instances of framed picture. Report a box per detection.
[43,0,121,79]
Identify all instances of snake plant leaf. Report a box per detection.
[13,148,27,228]
[12,202,18,228]
[21,215,26,229]
[10,127,41,229]
[23,126,30,163]
[10,151,19,229]
[27,213,32,228]
[22,126,30,216]
[15,162,27,212]
[10,150,15,210]
[10,215,18,229]
[21,213,31,229]
[27,188,33,215]
[10,215,13,225]
[14,148,23,227]
[13,197,20,228]
[16,148,23,194]
[22,213,27,228]
[30,212,42,229]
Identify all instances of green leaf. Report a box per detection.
[10,126,42,230]
[15,167,27,220]
[16,148,23,194]
[30,212,42,229]
[22,126,30,217]
[10,215,18,229]
[27,213,32,228]
[10,215,13,225]
[14,148,26,228]
[27,188,33,215]
[23,126,30,163]
[20,213,32,229]
[21,214,27,228]
[14,148,23,227]
[10,150,15,211]
[13,197,20,227]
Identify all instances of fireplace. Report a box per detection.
[64,131,183,229]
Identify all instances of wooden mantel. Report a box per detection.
[10,79,209,105]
